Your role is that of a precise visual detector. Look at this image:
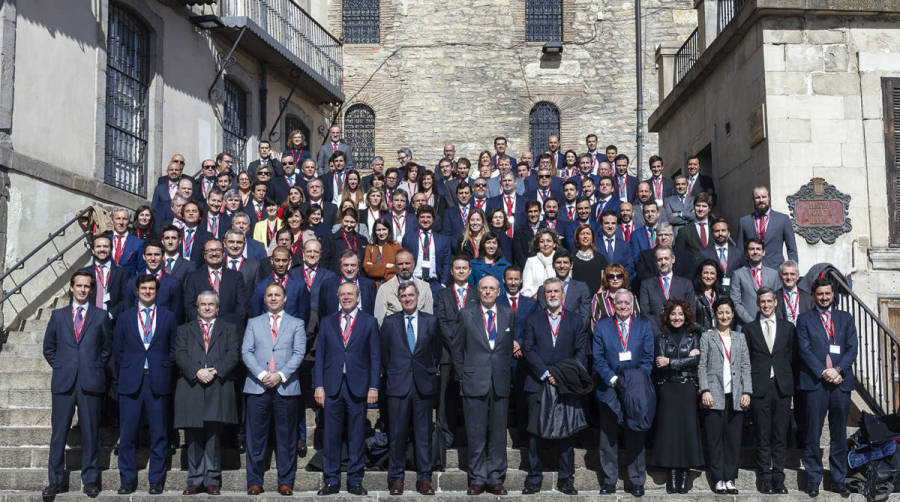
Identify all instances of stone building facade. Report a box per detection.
[328,0,696,169]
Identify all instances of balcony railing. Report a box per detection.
[717,0,748,34]
[674,28,699,85]
[219,0,342,92]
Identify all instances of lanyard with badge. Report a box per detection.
[616,316,632,362]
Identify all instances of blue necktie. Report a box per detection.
[141,307,153,344]
[406,315,416,352]
[663,276,671,299]
[184,229,194,259]
[487,310,497,343]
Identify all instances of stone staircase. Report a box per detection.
[0,298,891,500]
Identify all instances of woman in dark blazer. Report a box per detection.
[692,259,725,332]
[650,298,704,493]
[570,223,608,296]
[698,297,752,495]
[487,208,514,261]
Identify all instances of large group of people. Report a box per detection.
[42,126,857,498]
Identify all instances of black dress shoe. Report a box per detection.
[347,484,367,496]
[467,484,485,495]
[677,469,689,494]
[629,484,645,497]
[760,480,774,494]
[834,482,851,497]
[557,481,577,495]
[666,469,677,493]
[807,486,819,497]
[42,483,62,497]
[118,484,136,495]
[149,483,164,495]
[773,482,788,494]
[317,484,339,496]
[297,439,308,458]
[600,483,616,494]
[83,483,100,498]
[521,483,540,494]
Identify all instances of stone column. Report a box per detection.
[655,43,683,98]
[694,0,718,50]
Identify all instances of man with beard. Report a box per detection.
[736,186,798,270]
[374,249,433,325]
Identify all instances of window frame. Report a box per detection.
[343,103,376,171]
[342,0,380,44]
[529,101,561,156]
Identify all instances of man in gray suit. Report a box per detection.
[730,238,780,326]
[535,249,591,332]
[316,125,354,175]
[241,282,306,496]
[451,276,515,496]
[736,186,799,270]
[662,175,695,234]
[638,245,695,333]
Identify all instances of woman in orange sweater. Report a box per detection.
[362,218,403,285]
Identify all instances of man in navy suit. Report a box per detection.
[593,289,654,496]
[42,271,112,498]
[497,266,538,444]
[113,275,176,495]
[524,166,561,214]
[303,178,339,229]
[592,177,621,223]
[630,201,661,263]
[110,209,144,274]
[442,182,473,238]
[79,234,129,316]
[320,151,349,205]
[194,161,219,203]
[250,246,310,320]
[539,198,564,236]
[638,245,696,332]
[150,160,188,218]
[201,189,231,240]
[563,197,596,251]
[596,210,636,278]
[121,240,184,322]
[242,182,269,227]
[160,226,197,282]
[229,213,268,261]
[512,200,543,267]
[387,189,417,243]
[268,153,299,204]
[402,205,451,292]
[179,201,211,264]
[492,136,517,170]
[647,155,675,205]
[796,278,857,497]
[317,250,376,316]
[736,186,799,270]
[487,172,526,235]
[382,282,441,496]
[685,156,717,202]
[612,154,638,203]
[313,282,381,496]
[567,153,599,193]
[558,180,580,224]
[547,134,565,173]
[699,218,742,291]
[223,228,262,289]
[183,239,248,329]
[521,277,586,495]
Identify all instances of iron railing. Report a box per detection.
[526,0,563,42]
[674,28,699,85]
[717,0,748,34]
[219,0,343,92]
[828,270,900,416]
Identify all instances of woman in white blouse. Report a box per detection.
[521,228,560,298]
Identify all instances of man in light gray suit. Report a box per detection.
[451,276,515,496]
[662,175,695,234]
[536,249,592,332]
[730,238,780,326]
[241,282,306,496]
[316,125,354,175]
[736,186,799,270]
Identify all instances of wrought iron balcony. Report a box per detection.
[194,0,344,103]
[674,28,699,85]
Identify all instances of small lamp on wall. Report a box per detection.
[542,42,563,54]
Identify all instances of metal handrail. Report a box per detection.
[0,207,91,293]
[827,269,900,416]
[0,231,92,306]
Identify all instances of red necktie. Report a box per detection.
[114,235,125,264]
[269,314,280,371]
[699,222,707,247]
[510,296,518,314]
[202,321,211,353]
[332,142,338,153]
[751,267,761,289]
[623,224,632,242]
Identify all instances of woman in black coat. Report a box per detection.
[692,259,725,332]
[649,298,704,493]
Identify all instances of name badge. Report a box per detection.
[722,277,731,287]
[829,344,841,355]
[103,291,111,304]
[619,351,632,362]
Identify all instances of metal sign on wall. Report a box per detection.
[786,178,852,244]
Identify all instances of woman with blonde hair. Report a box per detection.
[456,208,489,259]
[284,129,311,166]
[363,187,386,231]
[590,263,640,330]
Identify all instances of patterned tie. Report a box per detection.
[406,315,416,352]
[74,306,85,343]
[141,308,153,344]
[332,142,338,153]
[342,313,353,346]
[457,287,466,309]
[606,238,614,255]
[718,247,727,272]
[95,265,106,308]
[823,311,834,369]
[269,314,280,372]
[751,267,761,289]
[698,222,707,247]
[649,227,657,247]
[184,229,194,259]
[486,310,497,344]
[202,321,212,353]
[423,231,431,261]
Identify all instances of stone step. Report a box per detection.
[0,357,49,373]
[0,371,50,390]
[0,344,45,359]
[22,318,50,332]
[0,408,51,426]
[0,389,52,408]
[2,331,44,345]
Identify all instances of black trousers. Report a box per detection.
[751,383,791,483]
[525,391,574,486]
[703,393,743,482]
[433,362,460,468]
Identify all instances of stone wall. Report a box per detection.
[330,0,697,170]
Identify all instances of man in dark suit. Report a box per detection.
[524,166,562,213]
[562,197,597,251]
[685,155,716,202]
[442,181,473,238]
[647,155,675,205]
[249,246,311,320]
[328,207,368,271]
[736,186,799,270]
[183,239,248,329]
[450,275,515,495]
[313,282,381,496]
[303,178,339,229]
[223,228,261,289]
[638,245,695,332]
[497,266,538,444]
[174,291,241,496]
[635,222,696,287]
[229,213,268,261]
[247,140,284,178]
[612,154,638,203]
[361,155,385,191]
[42,271,112,498]
[547,135,565,173]
[317,250,376,316]
[535,250,591,330]
[662,175,694,233]
[268,153,299,204]
[796,278,857,497]
[382,282,441,496]
[159,226,197,281]
[699,218,742,291]
[151,160,190,217]
[630,201,661,262]
[113,275,177,495]
[242,182,269,227]
[320,151,350,205]
[745,288,795,494]
[592,177,621,223]
[432,256,480,468]
[200,189,232,240]
[596,210,635,279]
[110,209,145,274]
[674,192,714,259]
[121,240,184,322]
[194,161,220,203]
[403,205,451,292]
[292,239,336,333]
[775,260,814,325]
[513,200,543,267]
[179,201,212,264]
[488,172,526,236]
[520,277,586,495]
[242,282,306,496]
[316,125,354,175]
[593,289,654,496]
[80,234,129,316]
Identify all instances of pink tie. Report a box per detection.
[332,143,338,153]
[269,314,280,371]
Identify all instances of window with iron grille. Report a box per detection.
[526,0,562,42]
[529,102,560,156]
[223,79,248,171]
[284,115,310,152]
[104,3,150,197]
[343,0,380,44]
[884,78,900,247]
[344,104,375,171]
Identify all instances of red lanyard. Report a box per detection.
[719,334,732,361]
[545,218,556,231]
[547,309,564,340]
[453,284,469,309]
[207,214,218,235]
[207,269,221,293]
[751,266,762,289]
[419,230,431,258]
[470,237,480,258]
[658,275,671,299]
[267,221,277,244]
[481,308,496,336]
[230,256,245,271]
[341,311,358,344]
[784,291,799,320]
[392,213,406,235]
[183,228,196,254]
[819,311,835,341]
[504,195,515,215]
[566,205,575,220]
[368,208,380,224]
[615,316,632,350]
[459,206,469,222]
[302,266,317,290]
[272,272,287,287]
[755,211,770,240]
[290,148,303,160]
[617,174,628,195]
[73,306,86,339]
[706,291,716,306]
[139,306,156,342]
[342,232,358,252]
[200,321,212,350]
[94,265,109,290]
[653,177,662,199]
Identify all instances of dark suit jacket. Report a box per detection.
[775,287,815,322]
[313,310,381,398]
[536,279,592,332]
[674,221,712,259]
[487,193,526,230]
[249,275,310,321]
[591,197,621,223]
[43,303,112,394]
[268,173,301,205]
[699,243,743,279]
[451,304,515,398]
[245,239,268,261]
[596,234,636,278]
[242,199,267,227]
[248,157,284,178]
[79,262,129,315]
[521,308,587,393]
[109,233,145,275]
[737,210,799,270]
[381,311,441,397]
[150,181,180,217]
[113,305,176,395]
[193,177,219,203]
[744,318,796,397]
[434,284,480,364]
[302,201,339,229]
[512,223,540,267]
[686,173,716,200]
[796,308,857,392]
[401,229,452,286]
[497,293,538,343]
[183,267,248,328]
[647,175,675,201]
[635,248,695,283]
[163,254,196,283]
[172,319,241,427]
[316,140,354,174]
[121,271,184,322]
[629,226,656,263]
[329,230,369,272]
[317,276,376,317]
[200,212,232,241]
[592,316,654,392]
[319,170,350,205]
[638,274,695,331]
[180,226,212,265]
[225,256,261,292]
[440,204,471,238]
[612,174,639,203]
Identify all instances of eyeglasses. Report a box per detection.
[283,161,295,165]
[258,172,271,176]
[173,159,185,164]
[205,248,224,254]
[202,165,215,169]
[607,273,624,279]
[474,183,487,188]
[538,175,551,179]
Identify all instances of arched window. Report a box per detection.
[526,0,562,42]
[223,79,248,170]
[343,0,380,44]
[529,102,560,155]
[344,104,375,170]
[104,3,150,196]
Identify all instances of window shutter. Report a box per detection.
[884,78,900,247]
